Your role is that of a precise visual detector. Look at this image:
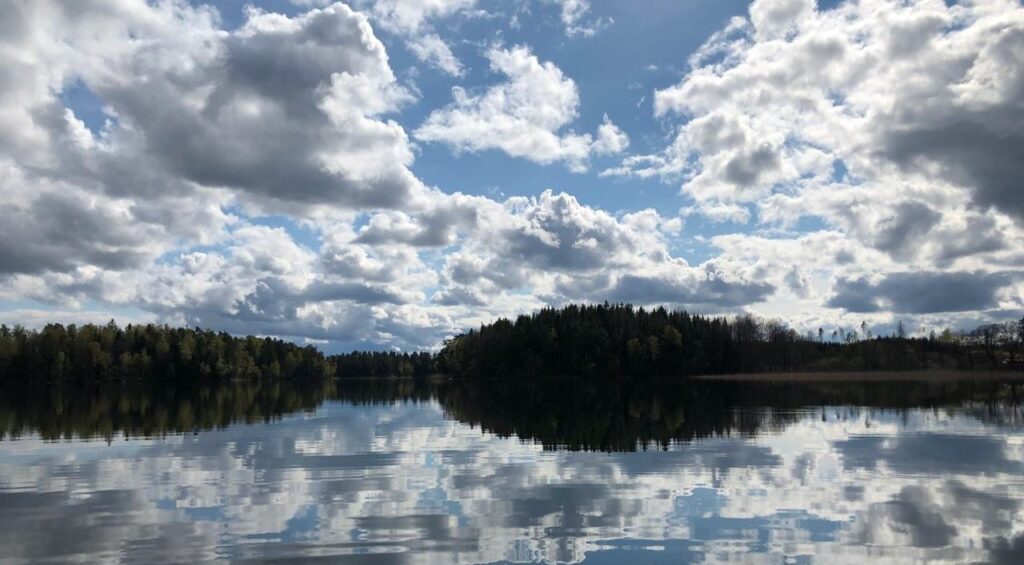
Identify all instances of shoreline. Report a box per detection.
[694,370,1024,382]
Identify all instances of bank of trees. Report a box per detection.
[437,303,1024,379]
[3,307,1022,383]
[334,351,435,378]
[0,322,335,382]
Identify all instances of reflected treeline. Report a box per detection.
[3,376,1024,447]
[0,377,336,442]
[331,377,438,405]
[437,378,1024,451]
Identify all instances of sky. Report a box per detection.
[1,0,1022,352]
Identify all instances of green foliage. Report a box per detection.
[2,308,1022,386]
[436,303,1024,379]
[334,351,435,378]
[0,322,335,383]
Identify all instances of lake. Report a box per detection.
[1,377,1023,563]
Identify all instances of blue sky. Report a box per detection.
[1,0,1022,351]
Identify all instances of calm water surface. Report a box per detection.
[2,378,1024,563]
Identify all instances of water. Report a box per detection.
[2,378,1024,563]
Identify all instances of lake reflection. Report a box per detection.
[2,378,1024,563]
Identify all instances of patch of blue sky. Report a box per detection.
[677,238,717,265]
[831,159,849,182]
[817,0,849,10]
[672,218,745,264]
[0,299,53,311]
[792,214,829,233]
[825,89,847,107]
[59,80,109,135]
[351,212,371,231]
[829,157,867,187]
[246,213,324,251]
[395,0,752,210]
[413,142,683,215]
[189,0,303,29]
[522,0,750,149]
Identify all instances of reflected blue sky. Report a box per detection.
[2,400,1024,563]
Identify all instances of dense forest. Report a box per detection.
[0,322,335,381]
[0,322,439,382]
[2,305,1023,383]
[437,303,1024,379]
[333,350,435,379]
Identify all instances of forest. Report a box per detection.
[1,304,1022,383]
[436,303,1024,379]
[0,322,335,382]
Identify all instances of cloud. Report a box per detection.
[749,0,814,41]
[421,190,772,313]
[828,271,1015,314]
[591,114,630,154]
[0,178,162,275]
[0,2,432,280]
[610,0,1024,241]
[4,1,423,214]
[596,0,1024,333]
[2,0,1021,350]
[498,191,660,271]
[861,201,942,261]
[545,0,611,37]
[120,223,449,349]
[351,195,486,247]
[406,33,464,76]
[351,0,476,75]
[608,272,774,308]
[683,202,751,225]
[416,46,628,172]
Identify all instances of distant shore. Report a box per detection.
[695,370,1024,382]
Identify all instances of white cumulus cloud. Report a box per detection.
[416,45,629,172]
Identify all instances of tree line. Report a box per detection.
[0,322,335,382]
[436,303,1024,379]
[2,305,1023,383]
[333,350,435,379]
[0,322,436,382]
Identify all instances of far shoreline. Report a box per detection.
[694,370,1024,382]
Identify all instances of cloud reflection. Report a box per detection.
[1,384,1024,563]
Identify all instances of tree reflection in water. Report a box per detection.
[3,375,1024,564]
[3,375,1022,446]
